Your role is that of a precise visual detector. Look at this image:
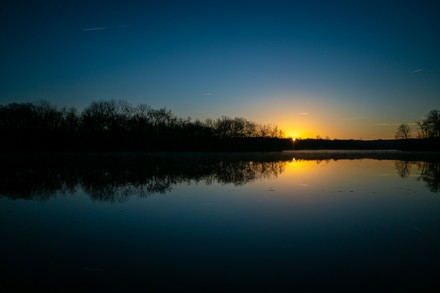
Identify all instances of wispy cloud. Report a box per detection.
[297,112,309,115]
[376,122,418,127]
[411,68,424,73]
[82,24,133,32]
[202,92,213,96]
[376,122,402,127]
[82,26,107,31]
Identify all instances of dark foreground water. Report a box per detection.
[1,151,440,292]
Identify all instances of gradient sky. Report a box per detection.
[1,0,439,139]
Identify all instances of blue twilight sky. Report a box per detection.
[1,0,439,139]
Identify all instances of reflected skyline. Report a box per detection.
[1,151,439,202]
[2,151,440,291]
[0,153,291,202]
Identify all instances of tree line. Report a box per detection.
[0,100,292,151]
[294,138,398,150]
[396,109,440,151]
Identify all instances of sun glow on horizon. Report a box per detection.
[250,96,329,140]
[286,132,300,140]
[284,127,315,140]
[247,94,403,140]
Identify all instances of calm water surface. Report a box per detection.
[1,151,440,291]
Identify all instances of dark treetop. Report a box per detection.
[0,100,292,152]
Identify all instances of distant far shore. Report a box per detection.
[293,138,440,152]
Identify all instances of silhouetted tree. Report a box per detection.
[395,123,411,139]
[416,120,428,139]
[81,100,133,132]
[254,123,283,138]
[416,110,440,139]
[60,107,80,131]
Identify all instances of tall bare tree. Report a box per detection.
[416,109,440,139]
[395,123,411,139]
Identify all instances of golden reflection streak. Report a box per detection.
[285,158,323,172]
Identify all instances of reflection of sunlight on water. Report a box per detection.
[272,159,432,198]
[2,155,440,291]
[298,183,310,187]
[2,154,439,202]
[285,159,317,170]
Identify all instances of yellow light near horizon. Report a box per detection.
[286,159,317,169]
[276,119,316,140]
[284,128,314,140]
[287,132,299,140]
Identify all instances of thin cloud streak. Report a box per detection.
[376,122,418,127]
[82,24,133,31]
[376,122,402,126]
[297,112,309,115]
[82,27,107,31]
[411,68,424,73]
[202,92,213,96]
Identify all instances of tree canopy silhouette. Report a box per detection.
[396,109,440,151]
[0,100,292,152]
[395,123,411,139]
[417,109,440,139]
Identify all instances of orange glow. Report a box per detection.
[244,95,332,139]
[241,93,398,140]
[285,159,317,170]
[287,133,298,140]
[282,123,319,139]
[284,128,314,140]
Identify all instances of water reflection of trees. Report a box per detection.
[416,161,440,193]
[395,160,440,193]
[0,153,292,202]
[2,152,440,202]
[394,160,414,179]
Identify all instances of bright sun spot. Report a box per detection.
[287,132,300,140]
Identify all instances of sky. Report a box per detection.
[1,0,439,139]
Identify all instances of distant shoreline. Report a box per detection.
[293,138,440,152]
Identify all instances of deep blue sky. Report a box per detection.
[1,0,439,138]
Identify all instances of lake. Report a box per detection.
[1,151,440,291]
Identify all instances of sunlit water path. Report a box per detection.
[1,151,439,291]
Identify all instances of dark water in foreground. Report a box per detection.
[1,151,440,292]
